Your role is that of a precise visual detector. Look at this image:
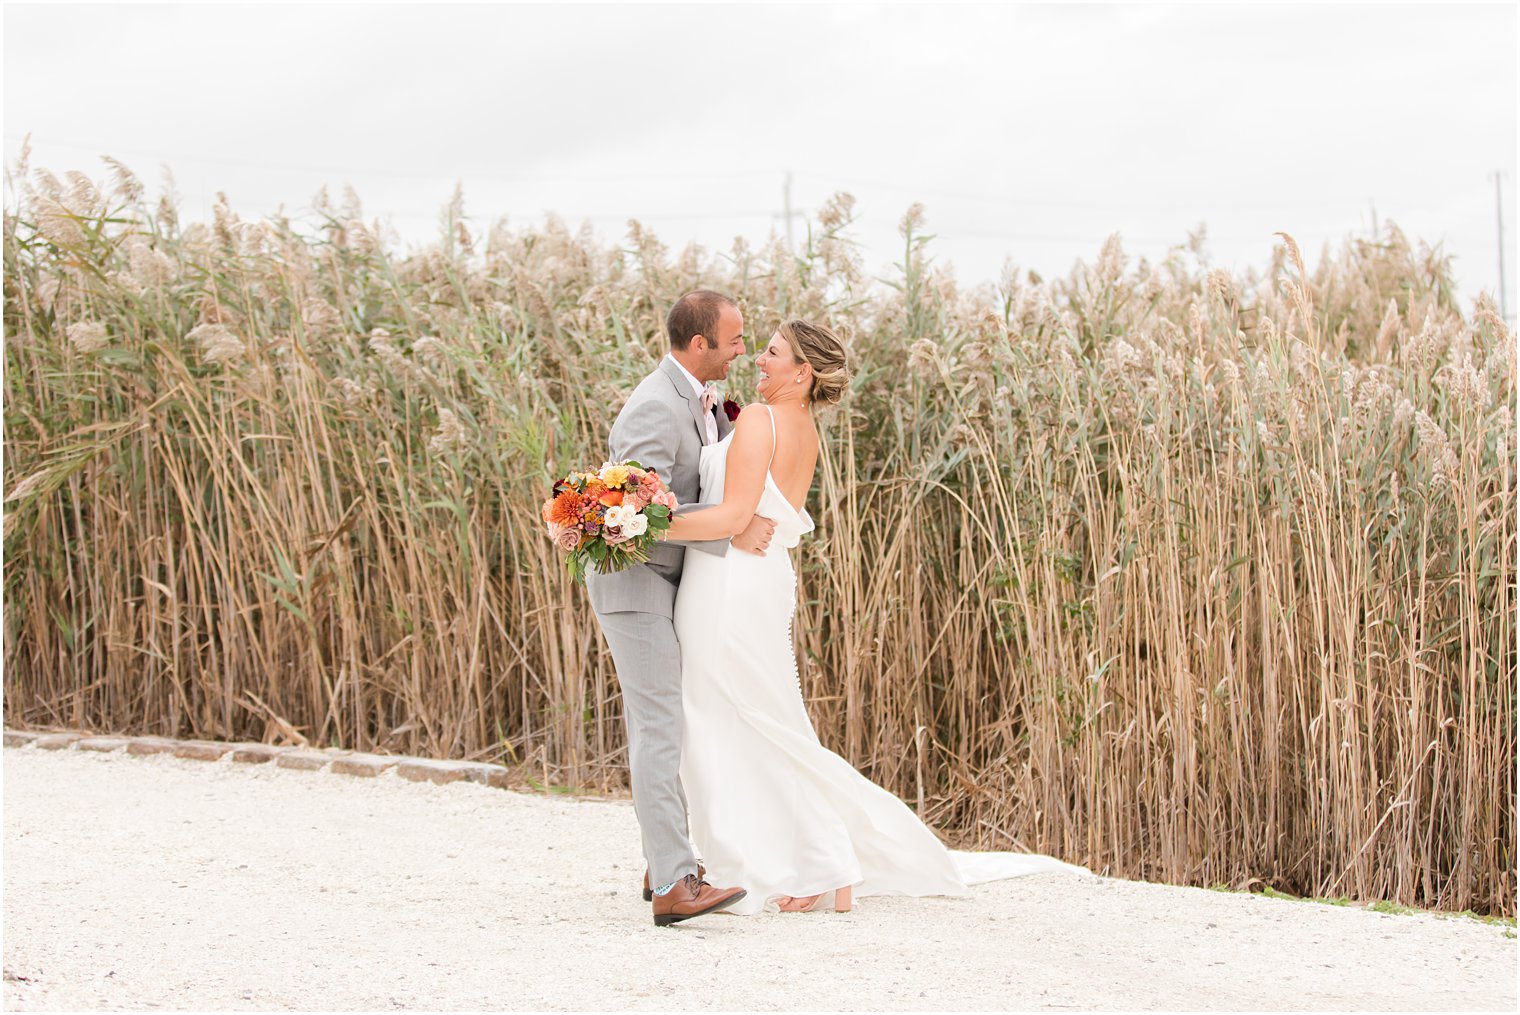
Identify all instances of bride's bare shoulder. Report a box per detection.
[734,403,773,425]
[725,403,774,459]
[731,404,779,439]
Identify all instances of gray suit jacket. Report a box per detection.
[585,357,733,618]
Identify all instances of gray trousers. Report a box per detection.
[592,608,698,889]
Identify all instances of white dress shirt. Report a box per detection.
[665,354,719,445]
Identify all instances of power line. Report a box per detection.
[787,169,1492,215]
[382,210,776,224]
[378,209,1302,248]
[9,133,1496,229]
[2,133,787,186]
[253,199,1432,249]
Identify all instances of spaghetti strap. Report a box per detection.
[764,404,777,467]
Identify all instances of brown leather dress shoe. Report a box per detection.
[643,864,705,902]
[651,873,746,927]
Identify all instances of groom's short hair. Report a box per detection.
[667,290,737,351]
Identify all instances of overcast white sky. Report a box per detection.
[4,3,1516,314]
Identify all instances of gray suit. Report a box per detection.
[586,357,733,888]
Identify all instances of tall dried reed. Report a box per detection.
[4,164,1513,915]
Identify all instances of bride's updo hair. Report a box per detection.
[777,319,849,407]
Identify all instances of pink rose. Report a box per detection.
[553,525,581,552]
[653,490,678,510]
[604,527,630,545]
[627,493,648,513]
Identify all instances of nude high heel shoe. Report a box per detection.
[776,885,852,913]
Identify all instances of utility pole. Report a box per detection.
[784,172,795,250]
[1495,171,1510,323]
[776,171,804,251]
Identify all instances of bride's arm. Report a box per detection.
[662,405,772,542]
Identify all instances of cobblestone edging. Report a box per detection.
[2,728,518,788]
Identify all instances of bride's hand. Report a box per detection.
[732,515,776,556]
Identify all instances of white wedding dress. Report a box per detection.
[674,412,1088,914]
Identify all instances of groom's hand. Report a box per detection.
[732,515,776,556]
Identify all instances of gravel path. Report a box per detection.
[3,745,1514,1011]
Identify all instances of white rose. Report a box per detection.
[623,513,648,537]
[603,504,632,529]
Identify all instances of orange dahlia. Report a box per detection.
[546,490,583,527]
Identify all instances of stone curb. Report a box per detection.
[3,727,522,793]
[330,754,397,778]
[394,757,482,784]
[126,737,179,757]
[230,744,280,764]
[36,732,84,751]
[174,740,234,762]
[275,749,334,772]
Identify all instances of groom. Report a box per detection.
[586,290,774,925]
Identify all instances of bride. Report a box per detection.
[661,319,1086,914]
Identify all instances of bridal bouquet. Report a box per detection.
[541,461,679,581]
